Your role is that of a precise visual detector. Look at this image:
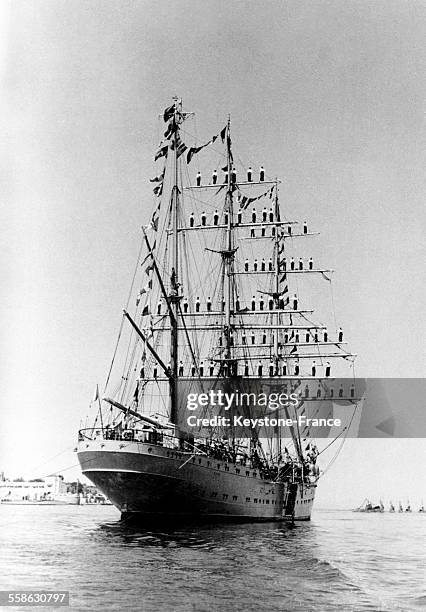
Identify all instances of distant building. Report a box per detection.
[0,475,67,501]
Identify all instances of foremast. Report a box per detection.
[169,96,182,425]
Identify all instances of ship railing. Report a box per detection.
[78,427,181,448]
[77,428,317,483]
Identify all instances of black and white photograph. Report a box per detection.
[1,1,425,611]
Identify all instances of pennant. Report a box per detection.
[176,142,187,157]
[145,262,154,275]
[133,381,140,400]
[163,104,175,122]
[164,119,176,139]
[136,279,152,306]
[150,169,165,183]
[220,126,227,143]
[186,128,223,164]
[154,144,168,161]
[187,144,206,164]
[150,200,161,227]
[170,137,187,158]
[239,186,275,209]
[140,251,151,267]
[146,319,154,339]
[93,384,99,402]
[140,279,152,296]
[290,345,298,354]
[142,304,150,316]
[153,184,163,197]
[242,196,257,210]
[321,272,332,282]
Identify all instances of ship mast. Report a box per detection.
[169,96,182,424]
[223,117,235,369]
[273,179,281,458]
[273,179,280,367]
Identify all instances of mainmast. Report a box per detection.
[224,117,235,369]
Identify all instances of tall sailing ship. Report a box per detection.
[77,98,358,521]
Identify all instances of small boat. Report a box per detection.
[353,499,384,513]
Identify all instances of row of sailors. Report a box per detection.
[158,294,302,314]
[155,296,344,340]
[196,166,266,186]
[190,208,274,226]
[189,209,309,232]
[158,297,346,322]
[216,328,343,345]
[142,360,334,378]
[244,257,314,271]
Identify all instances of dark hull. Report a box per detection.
[77,439,316,522]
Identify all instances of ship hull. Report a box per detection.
[77,439,316,522]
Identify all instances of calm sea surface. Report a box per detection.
[0,505,425,611]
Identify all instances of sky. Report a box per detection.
[1,0,425,508]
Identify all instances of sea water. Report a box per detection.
[0,505,424,611]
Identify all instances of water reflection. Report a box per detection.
[97,518,306,550]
